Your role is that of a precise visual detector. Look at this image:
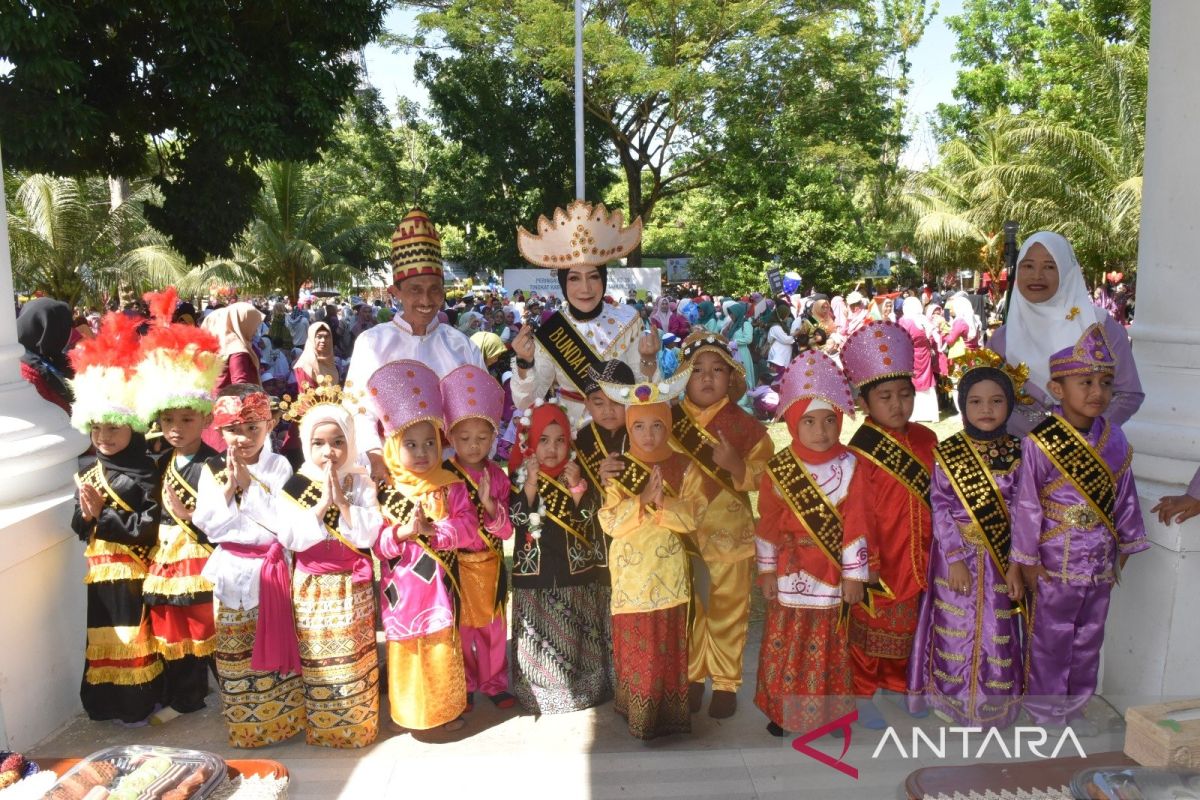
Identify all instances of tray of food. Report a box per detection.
[41,746,225,800]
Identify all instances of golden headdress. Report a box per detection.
[516,200,642,269]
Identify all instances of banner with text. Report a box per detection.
[501,268,662,302]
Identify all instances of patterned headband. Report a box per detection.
[212,392,272,428]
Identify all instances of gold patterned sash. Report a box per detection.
[444,459,502,558]
[765,448,893,622]
[161,457,208,544]
[537,473,591,547]
[378,485,460,596]
[576,423,625,491]
[670,405,749,501]
[935,433,1016,574]
[75,464,149,569]
[1028,415,1117,544]
[283,474,366,555]
[848,420,931,507]
[609,451,680,501]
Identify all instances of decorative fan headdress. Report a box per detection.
[596,365,693,407]
[136,287,222,424]
[279,374,359,424]
[951,348,1031,400]
[516,200,643,269]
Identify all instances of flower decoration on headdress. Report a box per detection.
[676,330,747,403]
[212,392,273,429]
[516,200,643,269]
[952,348,1033,406]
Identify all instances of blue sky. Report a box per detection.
[363,0,965,169]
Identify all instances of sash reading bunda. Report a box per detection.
[1028,415,1118,544]
[670,404,752,502]
[75,463,150,567]
[848,420,931,507]
[534,312,605,395]
[378,485,460,598]
[934,432,1019,575]
[161,457,210,547]
[282,473,369,556]
[765,448,894,622]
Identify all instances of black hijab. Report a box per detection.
[557,266,609,321]
[96,431,158,484]
[957,366,1016,441]
[17,298,74,400]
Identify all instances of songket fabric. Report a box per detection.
[843,422,937,696]
[510,478,611,714]
[676,397,773,694]
[284,470,383,748]
[145,444,218,714]
[598,453,705,739]
[214,605,307,748]
[375,482,473,729]
[907,433,1023,727]
[754,450,867,732]
[1010,413,1148,725]
[611,605,691,739]
[73,462,164,724]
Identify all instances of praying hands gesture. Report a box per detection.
[479,469,497,521]
[598,451,624,486]
[711,430,746,483]
[223,457,252,504]
[316,464,351,520]
[79,483,104,522]
[163,483,192,523]
[640,466,664,510]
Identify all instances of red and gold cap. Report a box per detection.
[390,208,443,283]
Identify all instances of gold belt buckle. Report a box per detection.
[1063,504,1101,529]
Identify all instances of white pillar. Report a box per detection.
[0,146,90,749]
[1104,0,1200,703]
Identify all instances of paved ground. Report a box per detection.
[32,617,1129,800]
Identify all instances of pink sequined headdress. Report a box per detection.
[1048,323,1116,379]
[776,350,855,419]
[365,359,444,436]
[840,320,914,391]
[441,365,505,432]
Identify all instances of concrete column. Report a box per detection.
[0,146,90,749]
[1104,0,1200,702]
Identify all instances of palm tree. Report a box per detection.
[6,173,198,305]
[201,161,388,302]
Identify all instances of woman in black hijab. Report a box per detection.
[17,297,74,412]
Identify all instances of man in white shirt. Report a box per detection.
[345,208,484,481]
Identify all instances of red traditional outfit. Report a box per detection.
[840,322,936,697]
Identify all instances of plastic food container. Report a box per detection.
[41,745,225,800]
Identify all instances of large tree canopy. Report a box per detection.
[0,0,388,261]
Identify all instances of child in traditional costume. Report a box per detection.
[194,384,307,747]
[279,378,382,747]
[70,312,164,724]
[840,321,938,729]
[1011,324,1148,734]
[673,331,774,718]
[596,370,707,740]
[754,350,867,736]
[367,360,472,732]
[907,352,1026,727]
[136,289,222,723]
[509,400,611,714]
[440,365,516,711]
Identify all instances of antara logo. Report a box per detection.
[791,711,1089,780]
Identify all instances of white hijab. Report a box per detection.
[901,296,930,333]
[1004,231,1102,394]
[947,294,980,340]
[298,403,368,482]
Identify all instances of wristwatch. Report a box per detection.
[516,356,535,370]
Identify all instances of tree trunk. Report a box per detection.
[621,154,644,268]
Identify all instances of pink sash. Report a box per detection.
[221,541,302,675]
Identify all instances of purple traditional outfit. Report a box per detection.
[908,362,1024,727]
[1010,326,1149,726]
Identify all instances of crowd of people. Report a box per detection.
[14,200,1196,754]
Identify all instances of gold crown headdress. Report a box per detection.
[951,349,1031,400]
[516,200,643,269]
[279,375,361,423]
[597,365,693,407]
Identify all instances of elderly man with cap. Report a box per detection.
[346,208,485,481]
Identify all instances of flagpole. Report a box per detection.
[574,0,585,200]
